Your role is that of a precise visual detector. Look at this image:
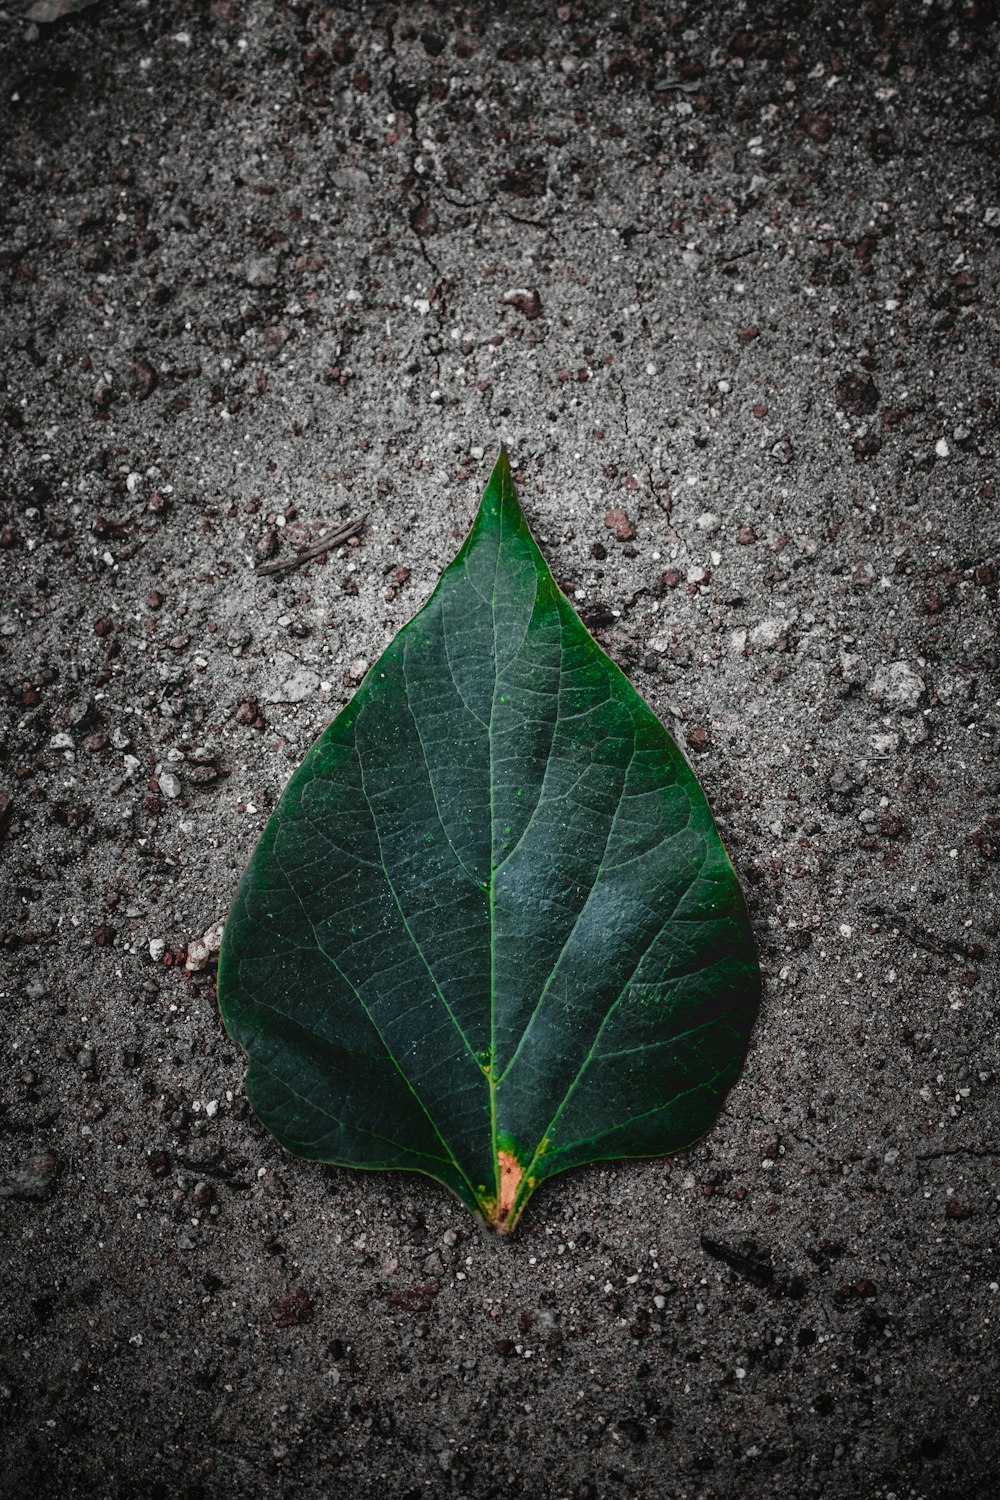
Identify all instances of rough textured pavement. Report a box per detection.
[1,3,998,1497]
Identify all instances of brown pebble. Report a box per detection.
[126,359,159,401]
[799,111,833,143]
[836,371,880,417]
[506,289,543,320]
[410,200,439,237]
[270,1287,316,1327]
[603,508,636,542]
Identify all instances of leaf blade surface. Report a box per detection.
[218,454,760,1228]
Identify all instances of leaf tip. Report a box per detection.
[490,444,514,495]
[469,446,524,543]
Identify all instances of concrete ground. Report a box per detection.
[1,2,998,1497]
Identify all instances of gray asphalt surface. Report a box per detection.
[1,3,998,1497]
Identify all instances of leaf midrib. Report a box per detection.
[486,490,504,1211]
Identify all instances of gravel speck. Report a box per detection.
[869,662,926,711]
[158,770,182,800]
[244,255,278,288]
[274,667,321,704]
[0,1151,60,1203]
[750,618,789,651]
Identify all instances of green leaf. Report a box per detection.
[218,453,760,1231]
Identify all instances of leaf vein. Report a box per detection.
[351,727,483,1071]
[402,630,486,888]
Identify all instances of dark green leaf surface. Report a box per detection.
[218,454,760,1230]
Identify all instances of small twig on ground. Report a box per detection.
[700,1235,774,1288]
[900,919,984,961]
[254,514,366,577]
